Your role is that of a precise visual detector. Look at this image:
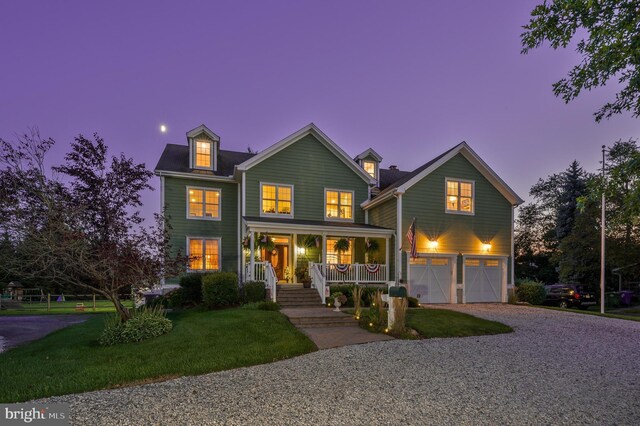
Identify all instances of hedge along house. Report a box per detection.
[155,123,523,304]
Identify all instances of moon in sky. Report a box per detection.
[160,124,167,133]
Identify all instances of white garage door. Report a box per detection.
[465,258,501,302]
[409,257,452,304]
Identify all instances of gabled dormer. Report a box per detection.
[187,124,221,172]
[355,148,383,187]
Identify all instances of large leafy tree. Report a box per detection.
[0,130,186,321]
[521,0,640,121]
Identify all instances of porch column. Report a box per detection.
[249,231,255,280]
[321,233,327,265]
[292,233,298,283]
[385,236,390,281]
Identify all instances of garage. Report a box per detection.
[408,256,453,304]
[464,258,502,302]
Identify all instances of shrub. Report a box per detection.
[202,272,240,308]
[243,281,266,303]
[167,288,185,308]
[407,296,420,308]
[352,285,363,318]
[391,297,408,335]
[328,284,388,307]
[516,280,546,305]
[256,301,280,311]
[99,305,172,346]
[179,273,204,305]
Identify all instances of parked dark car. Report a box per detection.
[544,284,598,310]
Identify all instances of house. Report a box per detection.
[155,123,523,304]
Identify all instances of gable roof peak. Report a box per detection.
[354,148,383,162]
[186,124,221,142]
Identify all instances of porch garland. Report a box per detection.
[364,263,380,274]
[335,264,350,274]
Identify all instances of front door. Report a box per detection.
[262,236,290,282]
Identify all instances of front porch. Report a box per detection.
[242,217,394,303]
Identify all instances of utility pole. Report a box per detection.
[600,145,606,314]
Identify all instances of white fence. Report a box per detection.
[311,263,387,284]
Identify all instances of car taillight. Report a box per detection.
[574,293,580,299]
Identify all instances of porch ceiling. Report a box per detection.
[243,216,394,237]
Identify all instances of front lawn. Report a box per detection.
[0,309,316,403]
[406,308,513,338]
[0,300,134,315]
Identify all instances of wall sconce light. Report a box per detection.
[428,240,438,250]
[482,243,492,252]
[296,246,306,256]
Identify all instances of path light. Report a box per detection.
[369,322,373,327]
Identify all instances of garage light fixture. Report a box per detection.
[428,240,438,249]
[482,243,492,252]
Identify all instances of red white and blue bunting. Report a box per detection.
[335,264,350,274]
[364,263,380,274]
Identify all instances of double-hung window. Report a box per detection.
[261,183,293,216]
[362,161,376,179]
[326,238,353,264]
[188,238,220,271]
[187,187,220,219]
[194,140,212,168]
[325,189,353,221]
[446,179,474,214]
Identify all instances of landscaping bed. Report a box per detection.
[0,308,316,403]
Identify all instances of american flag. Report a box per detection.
[407,218,417,258]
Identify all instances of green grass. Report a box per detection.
[406,308,513,338]
[536,305,640,322]
[0,300,134,315]
[350,307,513,338]
[0,309,316,403]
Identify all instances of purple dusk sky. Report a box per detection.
[2,0,639,221]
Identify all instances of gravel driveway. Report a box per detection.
[39,305,640,425]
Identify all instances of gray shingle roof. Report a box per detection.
[154,144,255,176]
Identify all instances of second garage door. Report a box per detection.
[464,258,502,302]
[409,257,453,304]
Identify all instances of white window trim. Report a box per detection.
[259,182,294,218]
[192,138,215,171]
[186,186,222,221]
[324,188,355,222]
[444,177,475,216]
[186,236,222,272]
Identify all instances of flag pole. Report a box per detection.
[600,145,606,314]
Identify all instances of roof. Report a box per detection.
[378,168,412,190]
[186,124,220,142]
[154,144,255,176]
[243,216,394,236]
[235,123,376,185]
[363,142,524,209]
[354,148,383,162]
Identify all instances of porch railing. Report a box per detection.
[312,263,387,284]
[246,261,277,302]
[310,263,326,304]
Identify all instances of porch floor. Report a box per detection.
[280,307,394,350]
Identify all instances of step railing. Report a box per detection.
[265,263,277,302]
[309,262,326,304]
[313,263,387,284]
[246,261,277,302]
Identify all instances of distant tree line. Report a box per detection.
[515,139,640,290]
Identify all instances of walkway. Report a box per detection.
[280,307,394,349]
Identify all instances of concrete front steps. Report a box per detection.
[276,284,323,308]
[280,307,358,328]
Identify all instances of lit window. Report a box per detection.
[188,238,220,270]
[446,179,474,213]
[363,161,376,178]
[326,238,353,264]
[195,140,211,168]
[187,188,220,219]
[261,184,292,216]
[325,190,353,220]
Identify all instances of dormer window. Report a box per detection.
[195,140,212,168]
[187,124,221,171]
[363,161,376,179]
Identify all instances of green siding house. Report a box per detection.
[155,123,523,304]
